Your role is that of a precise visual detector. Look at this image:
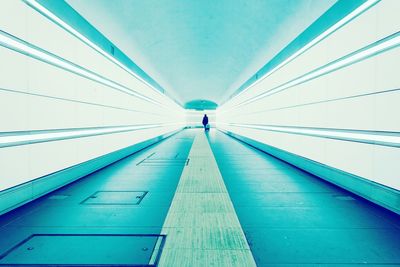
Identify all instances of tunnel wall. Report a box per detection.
[217,1,400,212]
[185,110,216,128]
[0,1,184,214]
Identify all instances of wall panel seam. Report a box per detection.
[232,87,400,117]
[0,87,163,116]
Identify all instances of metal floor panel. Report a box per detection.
[207,130,400,266]
[81,191,148,205]
[0,234,164,266]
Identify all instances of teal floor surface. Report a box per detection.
[208,130,400,266]
[0,129,399,266]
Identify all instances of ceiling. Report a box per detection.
[67,0,336,107]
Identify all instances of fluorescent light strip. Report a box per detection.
[0,30,162,105]
[24,0,183,110]
[0,123,183,148]
[26,0,186,111]
[23,0,167,99]
[222,0,380,108]
[224,123,400,148]
[235,32,400,108]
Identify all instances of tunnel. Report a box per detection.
[0,0,399,266]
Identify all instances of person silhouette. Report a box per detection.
[202,114,209,131]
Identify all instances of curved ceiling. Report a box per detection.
[67,0,336,106]
[184,100,218,110]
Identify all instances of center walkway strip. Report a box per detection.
[158,131,256,266]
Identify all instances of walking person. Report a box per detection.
[202,114,209,131]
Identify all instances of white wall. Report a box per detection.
[217,0,400,191]
[0,1,185,192]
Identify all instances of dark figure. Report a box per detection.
[202,114,209,131]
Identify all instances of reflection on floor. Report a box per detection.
[0,130,195,266]
[208,130,400,266]
[0,129,399,266]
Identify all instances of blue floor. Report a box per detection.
[0,129,399,266]
[0,130,195,265]
[208,130,400,266]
